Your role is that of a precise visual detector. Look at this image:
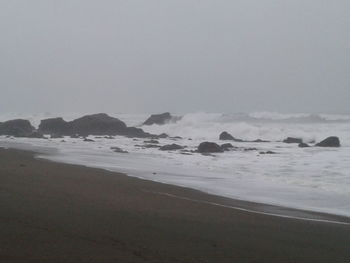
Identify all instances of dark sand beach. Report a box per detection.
[0,148,350,263]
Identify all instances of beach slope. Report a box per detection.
[0,148,349,263]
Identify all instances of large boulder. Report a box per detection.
[283,137,303,144]
[70,113,127,136]
[220,143,235,151]
[0,119,35,137]
[315,136,340,147]
[143,112,174,125]
[39,113,155,138]
[219,131,234,140]
[219,131,244,142]
[38,117,70,135]
[298,142,310,148]
[197,142,224,153]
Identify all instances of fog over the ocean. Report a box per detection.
[0,0,349,114]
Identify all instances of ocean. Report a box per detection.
[1,111,350,217]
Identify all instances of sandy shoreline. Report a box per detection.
[1,148,350,262]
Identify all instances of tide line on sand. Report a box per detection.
[143,190,350,226]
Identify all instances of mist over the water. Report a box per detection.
[1,0,350,114]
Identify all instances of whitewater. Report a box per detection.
[1,112,350,217]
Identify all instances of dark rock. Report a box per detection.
[157,133,169,139]
[143,112,174,125]
[159,144,184,151]
[220,143,235,151]
[50,134,64,139]
[197,142,224,153]
[70,113,127,136]
[104,136,115,139]
[283,137,303,144]
[39,113,155,138]
[0,119,35,137]
[83,138,95,142]
[136,144,160,149]
[123,127,153,138]
[110,146,128,153]
[38,117,69,135]
[144,140,159,144]
[259,151,276,154]
[315,136,340,147]
[26,131,45,139]
[252,139,270,143]
[219,131,244,142]
[298,142,310,148]
[244,147,258,151]
[219,131,235,140]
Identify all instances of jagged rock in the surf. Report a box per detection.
[219,131,244,142]
[38,117,70,136]
[259,151,276,154]
[298,142,310,148]
[39,113,154,138]
[157,133,169,139]
[252,139,270,143]
[220,143,235,151]
[159,144,185,151]
[69,113,127,136]
[143,112,177,126]
[83,138,95,142]
[283,137,303,144]
[144,139,159,144]
[197,142,224,153]
[122,127,154,138]
[219,131,234,140]
[0,119,35,137]
[315,136,340,147]
[26,131,45,139]
[244,147,258,151]
[110,146,128,153]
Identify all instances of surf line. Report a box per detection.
[143,190,350,226]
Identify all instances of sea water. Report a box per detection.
[1,112,350,217]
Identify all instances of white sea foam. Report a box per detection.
[1,112,350,217]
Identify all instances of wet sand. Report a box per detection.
[0,148,349,263]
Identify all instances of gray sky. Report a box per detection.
[0,0,349,114]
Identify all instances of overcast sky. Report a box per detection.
[0,0,349,114]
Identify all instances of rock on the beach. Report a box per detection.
[159,144,184,151]
[298,142,310,148]
[259,151,276,154]
[0,119,35,137]
[197,142,224,153]
[39,113,154,138]
[283,137,303,144]
[315,136,340,147]
[70,113,127,136]
[110,146,128,153]
[157,133,169,139]
[143,112,178,126]
[219,131,244,142]
[219,131,234,140]
[38,117,70,135]
[26,131,45,139]
[220,143,235,151]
